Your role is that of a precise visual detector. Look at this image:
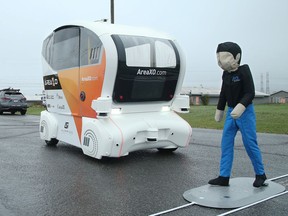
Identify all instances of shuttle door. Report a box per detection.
[79,28,106,118]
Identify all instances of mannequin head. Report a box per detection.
[216,42,241,72]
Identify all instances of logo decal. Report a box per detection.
[136,68,167,76]
[64,122,69,129]
[232,76,241,82]
[43,74,62,90]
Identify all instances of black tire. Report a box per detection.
[157,147,178,152]
[45,138,59,146]
[11,111,16,115]
[20,110,26,115]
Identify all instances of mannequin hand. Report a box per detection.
[215,109,224,122]
[231,103,246,119]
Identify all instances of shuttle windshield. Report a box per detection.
[112,35,180,103]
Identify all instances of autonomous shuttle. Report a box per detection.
[40,21,192,159]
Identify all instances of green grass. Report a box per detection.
[27,103,288,134]
[254,104,288,134]
[179,104,288,134]
[180,105,225,130]
[27,104,45,115]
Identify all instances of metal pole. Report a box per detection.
[149,202,197,216]
[268,173,288,182]
[110,0,114,24]
[217,191,288,216]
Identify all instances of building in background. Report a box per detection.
[181,87,270,105]
[269,91,288,104]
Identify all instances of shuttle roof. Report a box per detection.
[54,21,175,40]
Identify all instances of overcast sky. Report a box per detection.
[0,0,287,96]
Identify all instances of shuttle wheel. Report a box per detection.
[157,147,178,152]
[45,138,59,146]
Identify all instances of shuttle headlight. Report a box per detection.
[161,106,171,112]
[111,108,122,115]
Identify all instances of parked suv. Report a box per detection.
[0,88,28,115]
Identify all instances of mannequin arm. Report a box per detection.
[215,109,224,122]
[231,103,246,119]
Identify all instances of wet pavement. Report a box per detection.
[0,114,287,216]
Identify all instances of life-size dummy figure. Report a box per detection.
[208,42,267,188]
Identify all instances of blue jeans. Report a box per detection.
[220,104,265,177]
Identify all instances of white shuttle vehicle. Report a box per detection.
[40,21,192,159]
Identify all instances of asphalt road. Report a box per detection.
[0,114,287,216]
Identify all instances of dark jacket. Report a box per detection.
[217,64,255,110]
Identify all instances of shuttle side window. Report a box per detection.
[125,43,151,67]
[112,35,180,103]
[118,35,176,68]
[42,34,53,65]
[52,27,80,70]
[155,41,176,67]
[80,28,103,66]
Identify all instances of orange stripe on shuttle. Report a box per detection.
[74,116,82,142]
[58,68,81,116]
[80,50,106,118]
[58,68,82,142]
[58,50,106,143]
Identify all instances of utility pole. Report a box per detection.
[266,72,270,94]
[110,0,114,24]
[260,73,264,92]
